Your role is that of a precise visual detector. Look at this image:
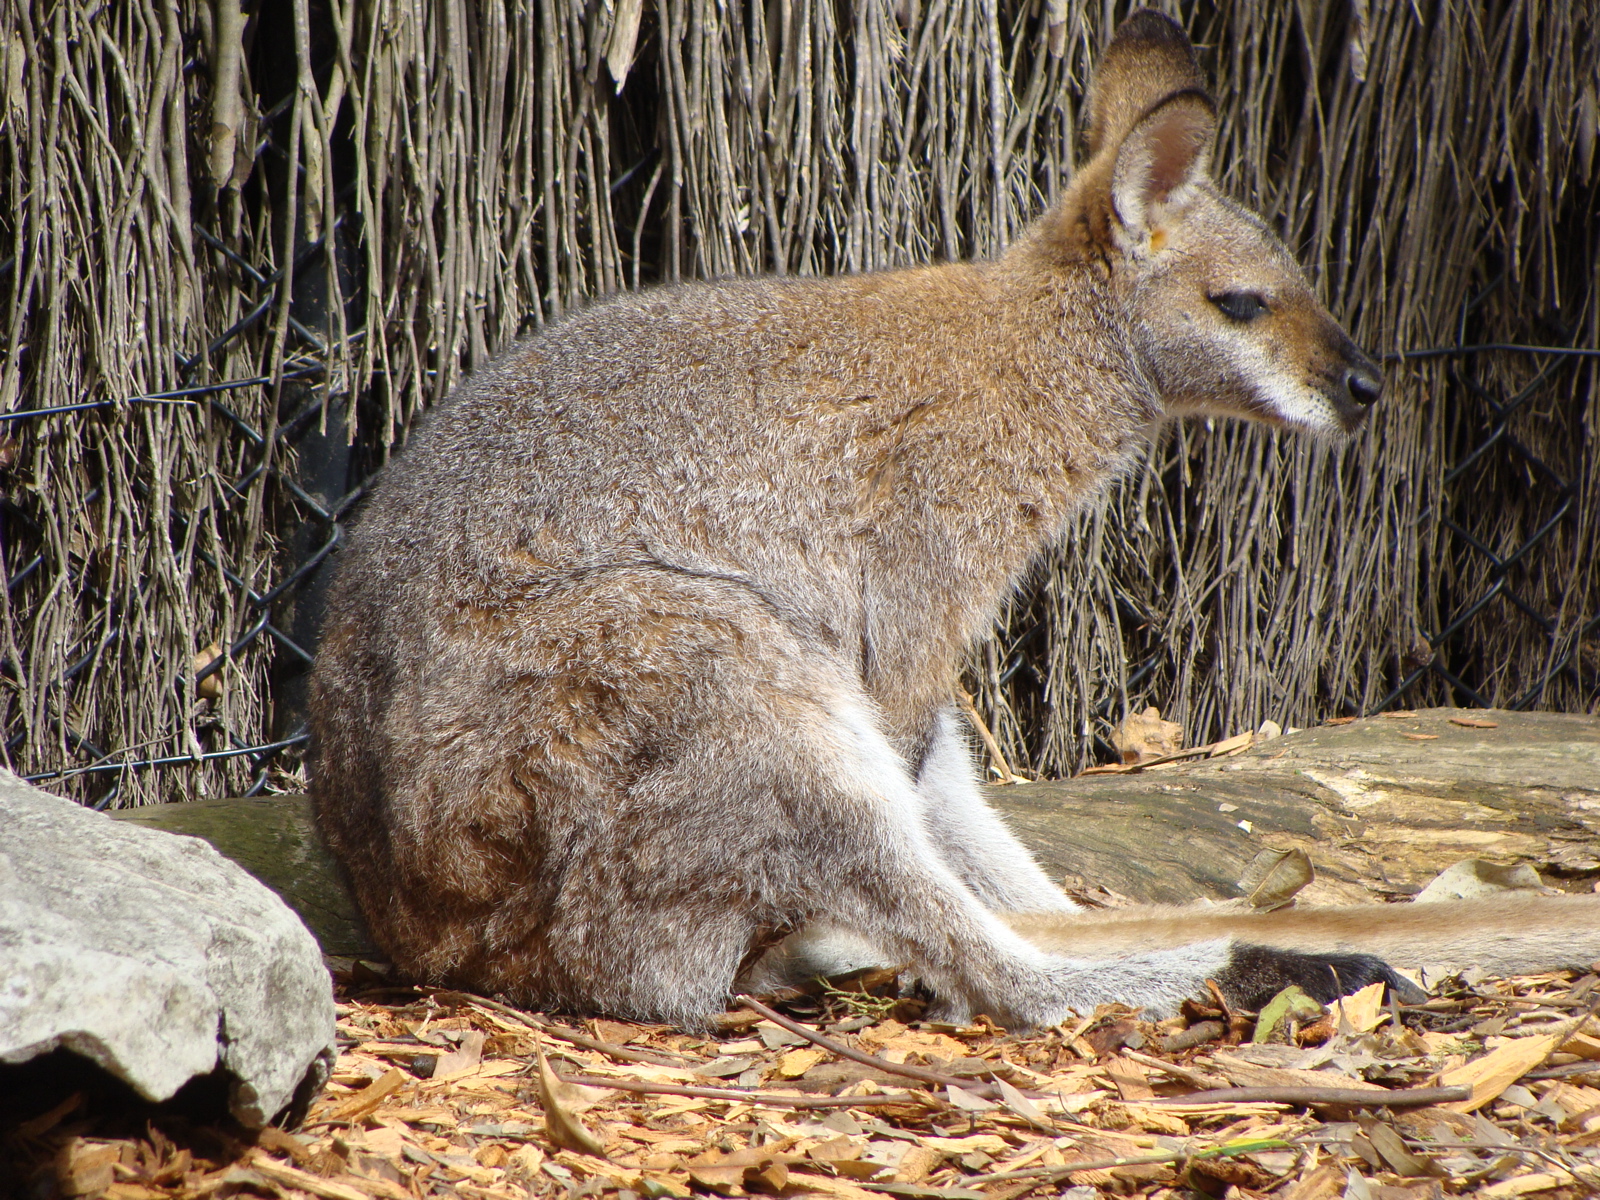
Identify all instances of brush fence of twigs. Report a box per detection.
[2,1,1597,805]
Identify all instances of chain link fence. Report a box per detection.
[1374,337,1600,714]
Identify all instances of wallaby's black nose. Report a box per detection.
[1346,364,1383,408]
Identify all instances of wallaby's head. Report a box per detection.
[1058,10,1382,437]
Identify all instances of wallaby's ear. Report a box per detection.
[1109,90,1215,236]
[1085,10,1206,159]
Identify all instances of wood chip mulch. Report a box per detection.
[8,965,1600,1200]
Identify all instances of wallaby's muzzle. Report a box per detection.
[1345,353,1384,411]
[1325,335,1384,431]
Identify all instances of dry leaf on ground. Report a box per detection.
[8,965,1600,1200]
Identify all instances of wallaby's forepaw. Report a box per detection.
[1214,943,1429,1011]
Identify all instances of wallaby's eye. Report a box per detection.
[1210,292,1269,322]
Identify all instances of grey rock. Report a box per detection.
[0,770,335,1127]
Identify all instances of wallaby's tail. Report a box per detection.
[1009,893,1600,980]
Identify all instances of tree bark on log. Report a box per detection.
[989,708,1600,908]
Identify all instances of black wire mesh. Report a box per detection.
[9,322,1595,800]
[4,216,352,806]
[1373,339,1600,714]
[4,0,1595,801]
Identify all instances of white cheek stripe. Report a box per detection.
[1223,338,1342,434]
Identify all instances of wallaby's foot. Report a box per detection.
[1211,944,1428,1010]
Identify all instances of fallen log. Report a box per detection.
[109,708,1600,955]
[989,707,1600,907]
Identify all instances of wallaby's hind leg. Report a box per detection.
[744,704,1078,991]
[913,707,1078,914]
[733,686,1431,1022]
[717,685,1259,1025]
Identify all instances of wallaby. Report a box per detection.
[310,11,1600,1029]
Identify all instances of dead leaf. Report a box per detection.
[830,1157,891,1181]
[536,1045,608,1157]
[1280,1163,1350,1200]
[1111,706,1183,764]
[774,1047,826,1078]
[749,1160,789,1191]
[693,1054,758,1079]
[944,1084,995,1112]
[433,1029,486,1080]
[1237,847,1315,910]
[1333,980,1389,1034]
[1441,1034,1560,1112]
[192,642,224,702]
[1253,985,1327,1043]
[1400,732,1439,740]
[1415,859,1545,903]
[687,1163,746,1194]
[807,1137,863,1164]
[1083,1017,1143,1056]
[756,1021,809,1049]
[1448,716,1499,729]
[1185,1154,1277,1193]
[1364,1123,1443,1177]
[995,1076,1053,1129]
[592,1019,645,1046]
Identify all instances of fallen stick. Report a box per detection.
[1150,1084,1469,1108]
[431,990,690,1067]
[1521,1061,1600,1081]
[738,994,1003,1099]
[1073,743,1219,776]
[962,1137,1295,1186]
[1117,1048,1229,1091]
[957,689,1029,784]
[556,1072,930,1109]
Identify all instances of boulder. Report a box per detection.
[0,770,335,1127]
